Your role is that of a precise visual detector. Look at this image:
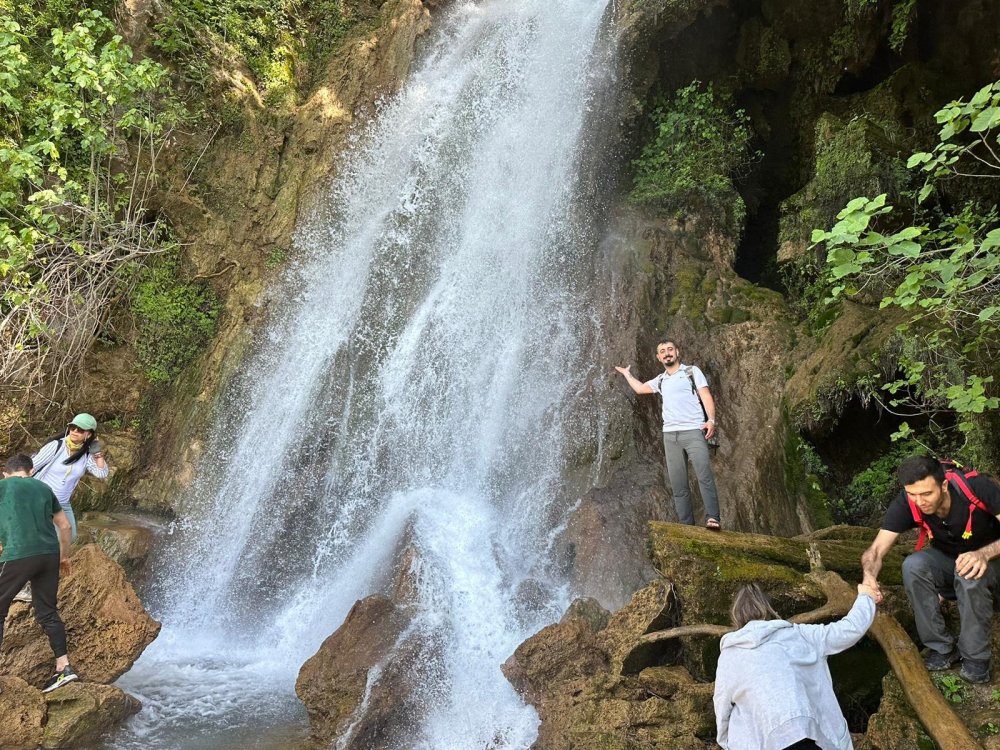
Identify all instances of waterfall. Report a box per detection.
[112,0,618,746]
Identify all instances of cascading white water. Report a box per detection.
[110,1,618,746]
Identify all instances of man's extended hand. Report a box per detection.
[956,549,990,580]
[614,365,632,377]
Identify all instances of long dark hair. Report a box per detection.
[40,428,95,466]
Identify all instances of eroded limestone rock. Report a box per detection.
[504,582,714,749]
[41,683,142,749]
[0,544,160,688]
[76,512,157,583]
[0,676,46,749]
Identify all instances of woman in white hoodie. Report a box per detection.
[713,582,878,750]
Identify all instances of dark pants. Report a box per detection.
[902,546,1000,662]
[784,741,821,750]
[0,553,67,658]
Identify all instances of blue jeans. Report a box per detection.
[662,429,720,525]
[59,501,77,544]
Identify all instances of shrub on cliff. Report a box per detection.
[131,251,220,384]
[0,8,184,396]
[629,81,758,235]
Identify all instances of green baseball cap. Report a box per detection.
[68,413,98,432]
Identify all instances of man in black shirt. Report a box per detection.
[861,455,1000,683]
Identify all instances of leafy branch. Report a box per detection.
[812,81,1000,456]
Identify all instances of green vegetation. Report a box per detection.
[843,0,915,51]
[780,114,911,328]
[812,81,1000,466]
[266,246,289,269]
[831,440,920,525]
[630,81,758,235]
[784,432,833,529]
[152,0,356,99]
[0,7,184,393]
[932,674,966,704]
[131,251,220,383]
[888,0,917,52]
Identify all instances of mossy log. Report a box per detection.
[634,541,981,750]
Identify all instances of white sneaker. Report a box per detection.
[13,583,31,603]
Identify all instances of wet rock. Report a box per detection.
[296,594,419,749]
[560,597,611,632]
[862,671,933,749]
[559,462,669,610]
[76,512,157,583]
[0,544,160,688]
[503,617,610,706]
[41,683,142,749]
[0,676,46,749]
[505,581,714,749]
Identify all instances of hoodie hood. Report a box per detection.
[721,619,794,650]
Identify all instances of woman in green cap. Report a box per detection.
[31,413,109,542]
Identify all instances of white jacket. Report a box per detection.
[714,593,876,750]
[32,439,109,508]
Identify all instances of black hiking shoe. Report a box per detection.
[960,658,991,684]
[42,666,78,693]
[924,648,960,671]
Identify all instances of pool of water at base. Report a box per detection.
[97,647,309,750]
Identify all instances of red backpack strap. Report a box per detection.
[907,496,933,550]
[946,469,990,539]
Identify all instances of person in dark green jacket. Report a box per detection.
[0,453,78,692]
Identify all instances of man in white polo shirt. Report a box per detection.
[615,338,721,529]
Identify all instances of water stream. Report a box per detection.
[108,0,618,746]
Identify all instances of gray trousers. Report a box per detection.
[662,429,720,525]
[902,546,999,662]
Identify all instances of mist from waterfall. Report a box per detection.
[110,0,618,746]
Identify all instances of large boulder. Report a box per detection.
[41,683,142,749]
[296,594,420,749]
[0,544,160,687]
[503,582,716,749]
[76,512,157,584]
[0,676,46,749]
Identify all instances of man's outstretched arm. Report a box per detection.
[614,365,655,395]
[861,529,899,604]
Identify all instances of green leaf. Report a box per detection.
[970,106,1000,133]
[979,307,1000,322]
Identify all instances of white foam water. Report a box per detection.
[108,0,617,746]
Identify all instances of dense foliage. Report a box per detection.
[630,81,757,234]
[0,7,184,393]
[131,253,219,383]
[153,0,355,99]
[813,81,1000,464]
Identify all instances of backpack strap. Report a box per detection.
[907,496,934,551]
[682,366,709,421]
[945,468,991,540]
[31,438,63,479]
